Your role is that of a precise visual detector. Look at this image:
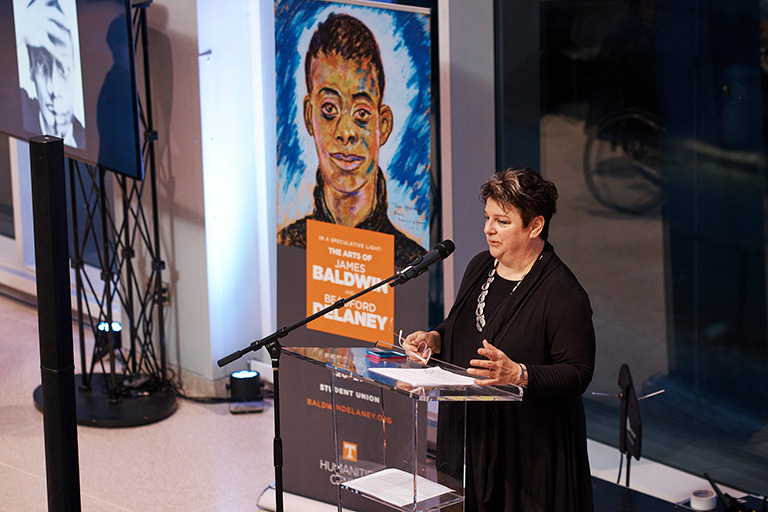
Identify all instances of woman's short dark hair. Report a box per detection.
[480,167,559,240]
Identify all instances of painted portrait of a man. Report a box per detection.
[276,1,431,268]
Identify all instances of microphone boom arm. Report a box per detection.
[217,273,398,367]
[219,239,454,366]
[215,239,453,512]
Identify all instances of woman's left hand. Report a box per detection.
[467,339,518,386]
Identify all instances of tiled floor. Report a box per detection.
[0,293,274,512]
[0,291,746,511]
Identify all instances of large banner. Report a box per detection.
[274,0,433,508]
[276,0,431,270]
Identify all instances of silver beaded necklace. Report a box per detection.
[475,260,523,332]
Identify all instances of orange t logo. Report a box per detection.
[342,441,358,462]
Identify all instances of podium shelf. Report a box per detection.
[343,468,463,511]
[283,346,523,402]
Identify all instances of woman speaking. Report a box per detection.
[404,167,595,511]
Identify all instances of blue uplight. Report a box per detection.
[231,370,258,380]
[97,321,122,333]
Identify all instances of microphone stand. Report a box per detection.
[217,271,405,512]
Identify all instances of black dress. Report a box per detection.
[435,242,595,512]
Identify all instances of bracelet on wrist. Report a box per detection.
[517,362,528,387]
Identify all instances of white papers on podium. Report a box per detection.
[369,366,477,387]
[344,468,454,507]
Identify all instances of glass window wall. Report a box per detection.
[515,0,768,495]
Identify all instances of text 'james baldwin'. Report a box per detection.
[311,264,389,293]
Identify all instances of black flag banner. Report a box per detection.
[618,363,642,460]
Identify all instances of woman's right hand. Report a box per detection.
[402,330,441,364]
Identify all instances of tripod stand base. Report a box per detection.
[33,373,177,428]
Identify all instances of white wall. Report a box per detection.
[144,0,211,382]
[196,0,276,380]
[145,0,276,384]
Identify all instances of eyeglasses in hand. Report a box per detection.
[382,319,431,365]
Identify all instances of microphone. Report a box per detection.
[390,239,455,286]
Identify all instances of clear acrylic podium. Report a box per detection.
[283,346,523,512]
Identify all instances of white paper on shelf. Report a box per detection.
[369,366,477,387]
[344,468,454,507]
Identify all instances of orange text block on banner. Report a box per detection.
[306,219,395,344]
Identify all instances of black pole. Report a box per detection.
[67,159,88,389]
[119,175,138,374]
[218,273,399,512]
[270,348,283,512]
[98,166,119,401]
[625,453,631,487]
[217,243,452,510]
[29,135,82,511]
[138,2,168,385]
